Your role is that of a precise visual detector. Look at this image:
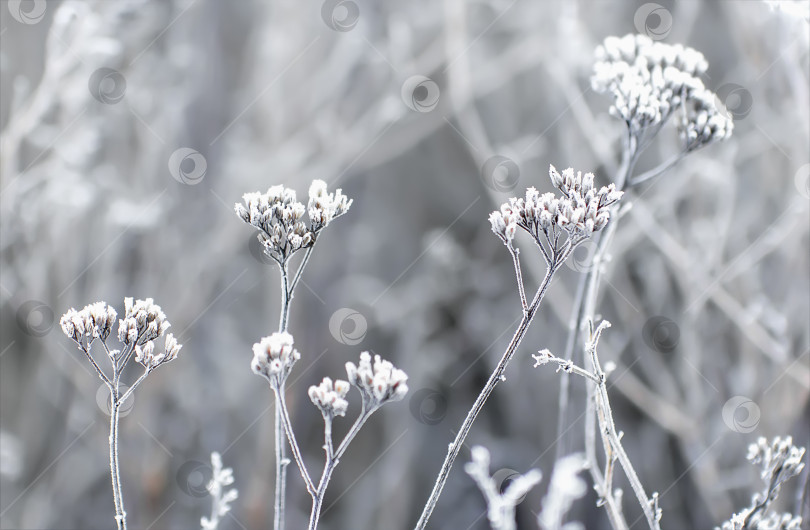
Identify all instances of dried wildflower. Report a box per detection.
[592,33,732,151]
[464,445,543,530]
[60,298,181,530]
[345,351,408,409]
[718,437,806,530]
[201,451,238,530]
[308,179,352,232]
[134,333,181,370]
[308,377,350,418]
[490,165,622,255]
[117,297,170,346]
[234,180,351,263]
[60,301,118,349]
[251,332,300,384]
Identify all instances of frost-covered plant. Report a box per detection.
[236,181,408,530]
[534,321,662,530]
[415,165,622,529]
[60,298,181,530]
[464,446,587,530]
[465,446,543,530]
[554,33,734,493]
[592,34,732,168]
[718,437,805,530]
[201,451,238,530]
[234,180,350,530]
[252,340,408,529]
[277,350,407,528]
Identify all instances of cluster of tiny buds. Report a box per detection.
[592,33,732,150]
[251,332,300,384]
[61,301,118,350]
[747,436,805,485]
[345,352,409,409]
[235,180,352,262]
[117,297,171,346]
[61,298,181,370]
[489,165,623,247]
[134,333,181,370]
[308,377,351,418]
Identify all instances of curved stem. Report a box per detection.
[415,264,557,530]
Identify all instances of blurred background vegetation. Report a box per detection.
[1,0,808,528]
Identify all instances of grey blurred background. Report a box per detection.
[1,0,809,529]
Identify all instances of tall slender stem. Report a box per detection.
[109,395,126,530]
[554,136,638,461]
[415,264,557,529]
[273,260,291,530]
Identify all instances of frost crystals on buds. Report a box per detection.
[60,301,117,350]
[592,33,732,152]
[345,351,409,409]
[235,180,352,263]
[251,332,300,385]
[490,165,623,262]
[308,377,350,418]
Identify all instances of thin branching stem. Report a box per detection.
[508,246,528,313]
[415,259,561,529]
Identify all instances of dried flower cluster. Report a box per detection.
[308,377,350,418]
[61,301,118,348]
[489,165,623,250]
[718,437,805,530]
[345,351,409,409]
[201,451,238,530]
[591,34,732,151]
[60,298,181,530]
[234,180,351,263]
[251,332,300,385]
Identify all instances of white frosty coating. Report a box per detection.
[717,436,806,530]
[489,165,623,246]
[134,332,181,369]
[60,301,118,347]
[117,297,171,346]
[464,445,543,530]
[345,351,408,408]
[251,331,300,383]
[591,34,732,151]
[234,180,352,262]
[308,377,351,418]
[201,451,238,530]
[537,453,588,530]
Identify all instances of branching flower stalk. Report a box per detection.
[464,446,587,530]
[535,321,662,530]
[718,437,805,530]
[555,33,734,470]
[415,165,623,529]
[234,180,350,530]
[60,298,182,530]
[252,340,408,529]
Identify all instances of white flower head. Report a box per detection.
[251,332,300,384]
[60,301,118,348]
[308,377,351,418]
[235,180,351,263]
[592,34,732,151]
[345,352,408,408]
